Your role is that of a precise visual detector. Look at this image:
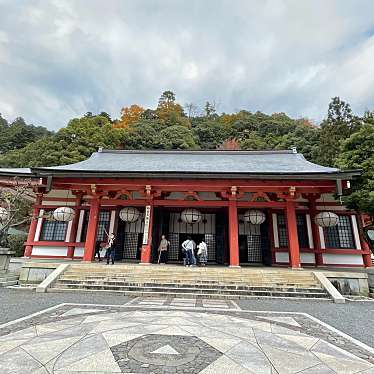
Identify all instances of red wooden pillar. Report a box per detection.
[286,200,301,268]
[140,203,154,264]
[228,199,240,267]
[24,194,43,257]
[358,215,372,268]
[66,195,82,260]
[309,196,323,266]
[362,239,373,267]
[83,198,100,262]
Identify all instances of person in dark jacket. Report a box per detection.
[106,233,116,265]
[94,241,102,262]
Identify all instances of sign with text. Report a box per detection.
[142,205,151,245]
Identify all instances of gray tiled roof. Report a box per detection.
[38,149,339,174]
[0,168,32,175]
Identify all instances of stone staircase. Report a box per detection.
[0,270,19,287]
[50,264,330,300]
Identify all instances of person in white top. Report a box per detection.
[197,240,208,266]
[182,236,196,266]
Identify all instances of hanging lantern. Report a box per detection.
[119,207,140,222]
[53,207,75,222]
[244,209,266,225]
[0,207,8,222]
[315,212,339,227]
[180,208,202,224]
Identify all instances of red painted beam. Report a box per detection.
[153,200,229,207]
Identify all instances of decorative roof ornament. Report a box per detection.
[180,208,202,224]
[119,207,140,223]
[244,210,266,225]
[53,207,75,222]
[315,211,339,227]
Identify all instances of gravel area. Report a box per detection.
[1,288,373,348]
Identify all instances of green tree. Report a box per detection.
[121,121,161,149]
[193,121,231,149]
[0,114,122,167]
[317,97,360,166]
[158,125,198,149]
[337,123,374,217]
[0,116,51,154]
[156,91,188,126]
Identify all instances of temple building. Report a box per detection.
[0,149,371,268]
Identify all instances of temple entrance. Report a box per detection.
[238,211,272,266]
[151,208,227,264]
[116,210,144,261]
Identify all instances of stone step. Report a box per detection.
[59,277,318,287]
[55,279,325,293]
[51,284,328,299]
[0,275,18,281]
[0,280,18,287]
[61,273,316,281]
[65,268,316,277]
[65,269,315,277]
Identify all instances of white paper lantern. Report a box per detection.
[119,207,140,222]
[181,208,202,224]
[0,207,8,222]
[244,209,266,225]
[315,211,339,227]
[53,206,75,222]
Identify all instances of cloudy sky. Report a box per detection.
[1,0,374,130]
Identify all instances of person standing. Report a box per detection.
[191,238,197,266]
[182,236,195,267]
[197,240,208,266]
[94,241,103,262]
[158,234,170,264]
[106,233,116,265]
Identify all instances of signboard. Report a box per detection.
[142,205,151,245]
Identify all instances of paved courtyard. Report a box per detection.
[1,295,374,373]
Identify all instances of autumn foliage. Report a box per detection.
[114,104,144,128]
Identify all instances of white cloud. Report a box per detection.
[0,0,374,129]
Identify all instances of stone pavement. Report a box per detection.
[0,298,374,373]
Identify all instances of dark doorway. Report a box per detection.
[215,210,227,264]
[238,210,272,266]
[115,214,143,261]
[151,208,170,262]
[239,235,248,263]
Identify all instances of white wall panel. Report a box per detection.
[65,220,73,242]
[32,246,68,257]
[272,213,279,248]
[73,247,85,257]
[322,253,364,265]
[306,214,314,249]
[319,226,326,249]
[34,209,44,241]
[350,215,361,250]
[76,210,85,242]
[300,253,315,263]
[109,210,116,234]
[275,252,289,263]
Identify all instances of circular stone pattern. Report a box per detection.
[110,334,222,373]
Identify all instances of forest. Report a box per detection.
[0,91,373,217]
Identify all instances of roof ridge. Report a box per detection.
[99,149,294,155]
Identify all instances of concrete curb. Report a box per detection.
[36,264,70,293]
[313,271,345,303]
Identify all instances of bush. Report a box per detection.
[7,234,27,257]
